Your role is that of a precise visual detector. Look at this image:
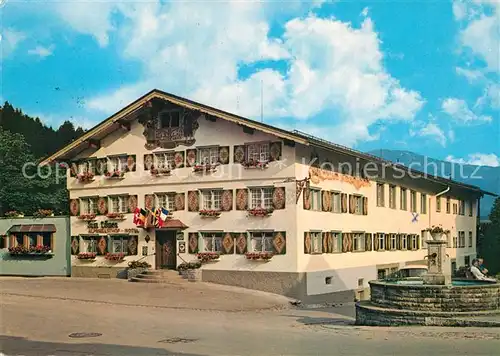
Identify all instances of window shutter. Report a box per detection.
[97,236,107,255]
[342,233,349,253]
[349,195,355,214]
[126,155,136,172]
[321,191,330,211]
[186,149,197,167]
[363,197,368,215]
[221,232,234,255]
[303,187,311,210]
[127,236,138,255]
[272,187,286,210]
[272,231,286,255]
[348,233,354,252]
[187,191,200,212]
[326,232,333,253]
[416,235,421,250]
[144,154,154,171]
[385,234,390,250]
[235,232,247,254]
[233,145,246,164]
[127,195,138,213]
[218,146,230,165]
[236,189,249,210]
[269,142,282,161]
[304,232,311,254]
[69,199,79,216]
[341,194,348,213]
[396,234,402,250]
[188,232,199,254]
[144,194,154,211]
[97,197,107,215]
[374,233,380,251]
[322,232,328,253]
[71,236,80,255]
[365,233,372,251]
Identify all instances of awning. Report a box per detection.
[157,219,188,230]
[8,224,57,233]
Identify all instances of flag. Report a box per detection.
[135,208,147,227]
[154,207,163,228]
[160,208,169,221]
[144,210,155,229]
[133,208,140,225]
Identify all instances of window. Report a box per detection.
[377,233,385,251]
[453,203,458,215]
[250,231,274,253]
[377,269,386,280]
[111,236,129,254]
[331,232,342,252]
[436,197,441,212]
[390,234,397,250]
[108,156,127,172]
[459,200,465,215]
[78,161,96,175]
[468,201,473,217]
[156,193,176,211]
[154,152,176,170]
[421,194,427,214]
[109,195,128,213]
[376,183,385,207]
[453,235,458,248]
[331,192,341,213]
[410,191,417,212]
[468,231,473,248]
[249,187,273,209]
[464,256,470,267]
[83,236,98,253]
[400,188,407,210]
[412,235,418,250]
[159,111,181,128]
[446,196,451,213]
[353,233,365,252]
[80,197,98,215]
[352,195,363,215]
[389,185,396,209]
[11,232,52,249]
[202,190,222,210]
[246,142,270,162]
[310,232,322,253]
[310,189,321,211]
[458,231,465,248]
[401,234,408,250]
[198,146,219,165]
[202,232,223,253]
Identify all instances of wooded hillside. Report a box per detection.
[0,102,86,216]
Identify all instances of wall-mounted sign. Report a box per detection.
[86,220,136,234]
[142,246,148,256]
[178,241,186,253]
[176,231,184,241]
[125,228,140,234]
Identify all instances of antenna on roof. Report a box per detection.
[260,79,263,123]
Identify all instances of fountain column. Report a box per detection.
[423,239,451,285]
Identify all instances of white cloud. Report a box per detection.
[455,66,484,82]
[452,1,468,20]
[410,121,447,147]
[475,83,500,109]
[1,28,26,57]
[33,112,95,131]
[441,98,492,123]
[361,7,369,17]
[58,1,424,147]
[28,45,54,58]
[446,153,500,167]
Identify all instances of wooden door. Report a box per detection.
[155,231,177,269]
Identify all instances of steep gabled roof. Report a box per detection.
[41,89,496,197]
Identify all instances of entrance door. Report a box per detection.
[155,230,177,269]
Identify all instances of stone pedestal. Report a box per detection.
[423,240,451,285]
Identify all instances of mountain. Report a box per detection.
[367,149,499,218]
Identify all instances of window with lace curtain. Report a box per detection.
[246,142,270,162]
[251,231,274,253]
[202,232,223,253]
[202,190,222,210]
[109,195,128,213]
[154,152,176,169]
[156,193,175,211]
[198,147,219,165]
[80,197,98,214]
[249,187,273,209]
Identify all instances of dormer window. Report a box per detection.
[159,111,181,129]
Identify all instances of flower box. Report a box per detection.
[33,209,54,219]
[192,163,218,173]
[196,252,220,263]
[4,210,23,218]
[105,170,125,179]
[425,225,450,241]
[245,252,274,261]
[247,208,274,217]
[150,167,171,176]
[177,261,202,281]
[199,209,221,218]
[77,252,97,261]
[106,212,125,220]
[8,245,53,258]
[78,214,96,221]
[242,160,269,169]
[76,172,95,183]
[104,253,126,262]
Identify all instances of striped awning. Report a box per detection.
[8,224,57,233]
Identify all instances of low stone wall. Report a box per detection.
[370,281,500,312]
[356,301,500,327]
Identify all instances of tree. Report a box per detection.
[479,197,500,276]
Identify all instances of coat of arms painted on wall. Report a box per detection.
[139,99,201,150]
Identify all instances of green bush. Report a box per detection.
[128,261,151,269]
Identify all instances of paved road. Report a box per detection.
[1,278,499,355]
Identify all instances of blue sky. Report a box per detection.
[1,0,499,166]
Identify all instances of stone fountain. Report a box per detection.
[355,232,500,327]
